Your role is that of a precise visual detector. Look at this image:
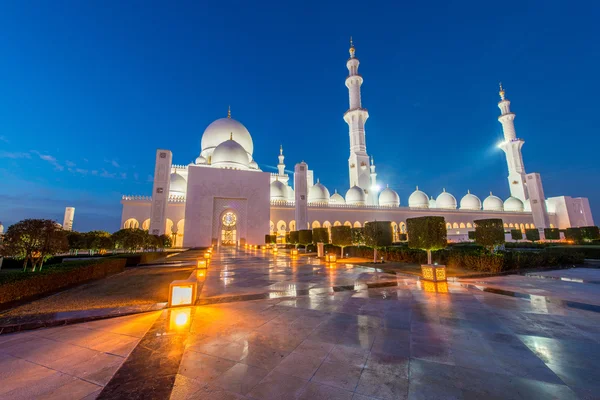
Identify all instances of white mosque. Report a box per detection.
[121,40,594,247]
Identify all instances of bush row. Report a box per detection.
[0,258,127,307]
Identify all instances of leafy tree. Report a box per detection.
[351,227,364,246]
[565,228,583,244]
[298,229,313,246]
[330,226,352,257]
[581,226,600,241]
[112,228,147,252]
[289,231,299,246]
[67,231,86,253]
[544,228,560,240]
[474,219,505,252]
[525,229,540,242]
[312,228,329,244]
[0,219,68,271]
[510,229,523,240]
[155,234,172,249]
[85,231,112,253]
[407,216,447,265]
[364,221,393,263]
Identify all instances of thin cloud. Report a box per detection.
[0,151,31,159]
[105,158,120,168]
[100,169,116,178]
[66,160,76,167]
[32,151,64,171]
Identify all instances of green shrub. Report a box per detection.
[298,229,313,245]
[468,231,476,240]
[312,228,330,244]
[525,229,540,242]
[511,229,523,240]
[407,216,447,264]
[474,219,505,251]
[331,226,352,256]
[544,228,560,240]
[447,250,504,274]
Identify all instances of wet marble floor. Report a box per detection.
[1,248,599,399]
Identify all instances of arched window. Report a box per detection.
[142,219,150,230]
[289,220,296,231]
[176,219,185,247]
[509,223,514,228]
[550,224,555,228]
[446,223,452,230]
[323,221,331,228]
[165,218,174,235]
[269,220,275,233]
[466,223,473,228]
[333,221,342,226]
[399,222,406,233]
[277,220,287,233]
[531,223,535,229]
[124,218,139,229]
[344,221,352,227]
[525,223,530,229]
[312,221,321,228]
[504,223,508,228]
[453,222,459,229]
[353,221,362,228]
[520,223,525,232]
[459,223,466,229]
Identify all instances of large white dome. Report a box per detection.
[459,190,481,210]
[330,190,346,204]
[378,186,400,207]
[408,187,429,208]
[436,189,457,210]
[169,173,187,196]
[308,180,330,204]
[504,196,524,212]
[211,139,250,169]
[201,117,253,159]
[270,180,287,201]
[483,192,504,211]
[346,185,366,206]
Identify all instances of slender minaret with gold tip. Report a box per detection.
[497,83,528,202]
[344,37,374,204]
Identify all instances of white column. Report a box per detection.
[149,149,172,235]
[526,173,550,232]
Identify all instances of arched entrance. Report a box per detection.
[220,211,238,246]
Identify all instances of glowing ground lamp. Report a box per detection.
[290,249,298,256]
[325,254,337,263]
[169,307,192,330]
[197,260,207,269]
[204,252,212,260]
[168,279,197,307]
[421,280,449,293]
[272,247,278,254]
[420,263,447,282]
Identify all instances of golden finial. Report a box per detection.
[229,132,233,140]
[499,82,505,100]
[227,105,231,118]
[349,36,355,58]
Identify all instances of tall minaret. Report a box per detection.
[278,145,285,176]
[344,38,372,203]
[369,156,377,204]
[497,84,528,202]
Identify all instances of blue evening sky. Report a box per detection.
[1,1,598,232]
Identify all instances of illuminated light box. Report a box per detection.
[325,254,337,263]
[421,264,447,282]
[272,247,278,254]
[197,260,207,269]
[290,249,298,256]
[204,252,211,259]
[421,280,449,293]
[169,307,191,330]
[168,280,197,307]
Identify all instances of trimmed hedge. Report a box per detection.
[474,219,505,250]
[525,229,540,242]
[312,228,330,244]
[544,228,560,240]
[510,229,523,240]
[298,229,313,245]
[289,231,299,245]
[0,258,127,307]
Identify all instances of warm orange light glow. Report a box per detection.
[169,308,191,330]
[170,284,194,306]
[204,252,211,259]
[273,247,278,253]
[196,270,205,279]
[325,254,337,263]
[421,264,447,282]
[197,260,207,269]
[291,249,298,256]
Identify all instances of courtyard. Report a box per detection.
[0,247,599,399]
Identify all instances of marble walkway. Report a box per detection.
[1,248,599,399]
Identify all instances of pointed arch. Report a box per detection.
[142,219,150,230]
[289,220,296,231]
[459,223,466,229]
[353,221,362,228]
[124,218,139,229]
[466,222,473,228]
[344,221,352,227]
[452,222,459,229]
[312,221,321,228]
[333,221,342,227]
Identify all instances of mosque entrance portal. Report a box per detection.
[220,211,237,245]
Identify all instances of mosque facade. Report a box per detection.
[121,41,594,247]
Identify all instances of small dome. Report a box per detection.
[169,173,187,196]
[308,180,330,204]
[195,155,207,165]
[408,187,429,208]
[436,189,457,210]
[483,192,504,211]
[211,139,250,169]
[504,196,524,212]
[270,180,287,201]
[459,190,481,210]
[428,196,437,208]
[346,185,366,206]
[378,186,400,207]
[330,189,346,204]
[201,117,253,158]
